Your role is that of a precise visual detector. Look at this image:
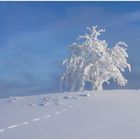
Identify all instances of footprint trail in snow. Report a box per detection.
[0,93,90,134]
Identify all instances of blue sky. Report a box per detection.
[0,1,140,98]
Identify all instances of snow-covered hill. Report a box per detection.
[0,90,140,138]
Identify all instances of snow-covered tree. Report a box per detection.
[61,26,131,91]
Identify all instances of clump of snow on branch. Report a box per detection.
[61,26,131,91]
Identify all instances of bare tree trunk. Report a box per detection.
[93,83,103,91]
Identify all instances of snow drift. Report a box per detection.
[0,90,140,138]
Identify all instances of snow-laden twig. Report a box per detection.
[61,26,131,91]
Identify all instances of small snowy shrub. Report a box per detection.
[61,26,131,91]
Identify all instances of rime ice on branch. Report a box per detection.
[61,26,131,91]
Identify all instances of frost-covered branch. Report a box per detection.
[61,26,131,92]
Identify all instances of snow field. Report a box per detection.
[0,90,140,138]
[0,92,88,136]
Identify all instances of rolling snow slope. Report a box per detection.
[0,90,140,138]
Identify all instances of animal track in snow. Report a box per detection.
[43,115,51,118]
[1,92,91,135]
[31,118,40,122]
[7,125,18,129]
[0,129,5,133]
[55,111,60,114]
[20,121,29,126]
[0,99,81,135]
